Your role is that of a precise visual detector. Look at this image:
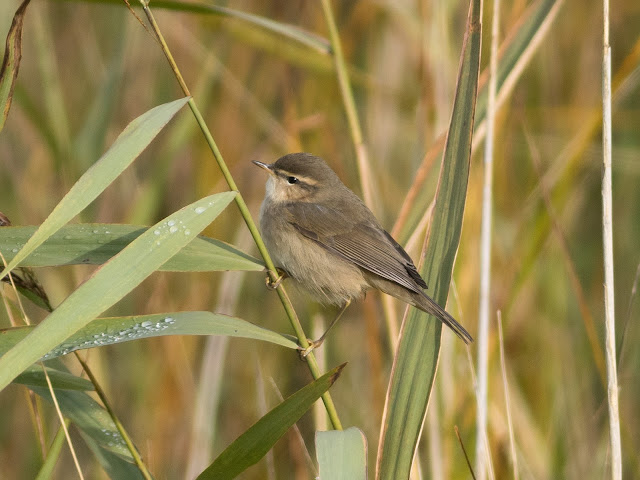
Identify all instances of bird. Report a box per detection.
[253,152,472,352]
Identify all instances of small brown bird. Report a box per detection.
[254,153,472,350]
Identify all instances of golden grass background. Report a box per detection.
[0,0,639,478]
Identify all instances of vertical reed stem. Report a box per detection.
[601,0,622,477]
[476,0,500,477]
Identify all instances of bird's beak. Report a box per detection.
[252,160,274,174]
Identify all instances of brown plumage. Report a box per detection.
[254,152,472,344]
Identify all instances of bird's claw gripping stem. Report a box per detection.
[265,269,287,290]
[299,338,324,358]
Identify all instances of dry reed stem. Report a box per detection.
[601,0,622,477]
[475,0,500,477]
[319,0,376,213]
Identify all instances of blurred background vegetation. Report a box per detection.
[0,0,639,478]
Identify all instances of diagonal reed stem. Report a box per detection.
[137,0,342,430]
[319,0,375,212]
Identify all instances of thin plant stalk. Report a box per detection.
[34,420,70,480]
[455,426,477,480]
[475,0,500,478]
[41,364,85,480]
[601,0,622,478]
[319,0,376,212]
[137,1,342,430]
[25,390,46,460]
[74,353,153,480]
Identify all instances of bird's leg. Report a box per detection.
[266,269,287,290]
[300,300,351,357]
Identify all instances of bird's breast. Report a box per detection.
[259,200,367,306]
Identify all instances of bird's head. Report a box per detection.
[253,152,341,204]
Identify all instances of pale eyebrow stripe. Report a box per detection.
[274,170,318,186]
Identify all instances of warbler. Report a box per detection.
[254,153,472,350]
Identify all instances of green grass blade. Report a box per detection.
[80,433,146,480]
[0,224,263,272]
[0,192,236,392]
[0,312,297,359]
[31,386,137,460]
[376,1,482,478]
[316,427,367,480]
[0,0,31,132]
[197,363,346,480]
[29,360,145,478]
[0,97,190,282]
[14,365,94,390]
[34,424,68,480]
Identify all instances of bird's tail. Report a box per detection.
[365,274,473,344]
[413,290,473,344]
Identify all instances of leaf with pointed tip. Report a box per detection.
[0,97,190,283]
[376,0,482,478]
[32,386,135,460]
[0,0,31,131]
[197,364,346,480]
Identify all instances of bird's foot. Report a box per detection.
[265,269,287,290]
[298,338,324,358]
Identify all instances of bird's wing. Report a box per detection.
[284,202,427,293]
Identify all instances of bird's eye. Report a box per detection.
[286,176,299,184]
